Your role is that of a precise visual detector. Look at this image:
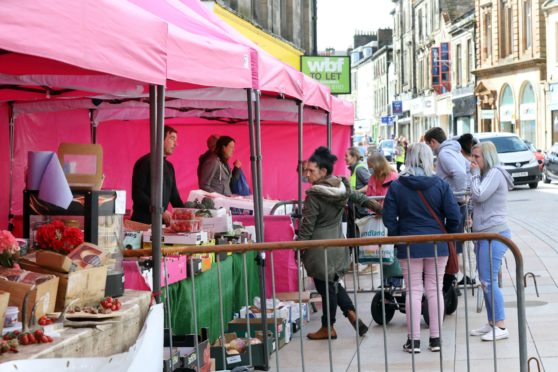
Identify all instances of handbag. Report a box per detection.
[416,190,459,275]
[230,168,251,196]
[354,215,395,265]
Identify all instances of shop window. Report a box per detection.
[500,84,515,133]
[520,82,536,144]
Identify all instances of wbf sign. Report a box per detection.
[301,56,351,94]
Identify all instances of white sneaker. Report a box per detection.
[470,323,493,336]
[481,327,509,341]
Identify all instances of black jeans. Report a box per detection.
[313,276,356,327]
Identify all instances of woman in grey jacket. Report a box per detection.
[298,147,381,340]
[469,141,514,342]
[198,136,241,196]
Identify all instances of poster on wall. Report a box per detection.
[300,56,351,94]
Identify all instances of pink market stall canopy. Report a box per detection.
[2,109,351,228]
[0,0,168,94]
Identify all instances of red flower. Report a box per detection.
[36,221,84,255]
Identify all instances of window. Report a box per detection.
[418,60,423,90]
[523,0,532,51]
[456,44,462,87]
[418,9,423,40]
[483,11,492,61]
[500,0,513,58]
[403,50,408,84]
[467,39,474,82]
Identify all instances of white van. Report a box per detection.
[475,132,541,189]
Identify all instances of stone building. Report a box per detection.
[473,0,546,148]
[204,0,314,69]
[544,0,558,145]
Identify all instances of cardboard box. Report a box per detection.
[238,305,290,321]
[57,143,103,190]
[0,291,10,334]
[163,328,210,371]
[123,231,143,249]
[0,274,58,321]
[210,332,272,370]
[36,250,75,273]
[227,317,287,349]
[161,256,187,286]
[200,213,233,233]
[18,260,107,311]
[143,231,208,245]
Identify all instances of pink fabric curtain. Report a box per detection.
[5,111,351,231]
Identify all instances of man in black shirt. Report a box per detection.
[131,126,184,225]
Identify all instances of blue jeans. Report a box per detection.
[475,230,511,322]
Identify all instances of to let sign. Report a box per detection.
[300,56,351,94]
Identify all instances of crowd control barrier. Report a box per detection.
[124,232,528,372]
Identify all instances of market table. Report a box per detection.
[0,290,151,363]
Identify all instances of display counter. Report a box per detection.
[0,290,150,363]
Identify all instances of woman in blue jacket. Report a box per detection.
[383,143,461,354]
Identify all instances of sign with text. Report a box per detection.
[381,115,394,125]
[300,56,351,94]
[392,101,403,116]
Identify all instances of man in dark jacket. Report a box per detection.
[131,126,184,225]
[197,134,219,187]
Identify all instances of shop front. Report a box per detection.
[548,83,558,145]
[452,94,477,135]
[499,84,515,133]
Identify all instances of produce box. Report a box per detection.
[200,213,232,233]
[164,327,210,371]
[161,255,187,286]
[0,269,58,321]
[123,231,142,249]
[143,231,208,245]
[18,259,107,312]
[238,305,290,320]
[227,317,287,350]
[35,250,75,273]
[210,332,273,370]
[0,291,10,334]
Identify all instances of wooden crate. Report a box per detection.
[19,261,107,311]
[0,291,9,333]
[0,276,58,321]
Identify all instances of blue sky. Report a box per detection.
[317,0,394,52]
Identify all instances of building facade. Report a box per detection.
[372,46,394,139]
[450,9,477,135]
[205,0,313,69]
[474,0,547,149]
[544,0,558,145]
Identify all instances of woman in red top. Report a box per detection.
[367,152,399,202]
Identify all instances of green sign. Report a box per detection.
[300,56,351,94]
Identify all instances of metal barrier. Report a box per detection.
[124,232,528,372]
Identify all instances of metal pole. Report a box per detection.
[89,109,97,144]
[297,100,304,215]
[311,0,318,55]
[7,103,15,231]
[246,88,262,242]
[254,90,265,239]
[150,84,164,304]
[326,111,332,150]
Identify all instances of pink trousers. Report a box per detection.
[401,256,448,339]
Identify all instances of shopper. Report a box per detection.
[469,141,514,341]
[199,136,241,196]
[382,143,461,353]
[394,137,406,173]
[131,126,184,225]
[424,127,468,291]
[298,147,381,340]
[197,134,219,187]
[366,152,399,203]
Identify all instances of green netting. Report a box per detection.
[162,252,261,342]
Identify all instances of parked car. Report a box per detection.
[378,139,395,161]
[475,132,541,189]
[543,143,558,184]
[524,140,545,170]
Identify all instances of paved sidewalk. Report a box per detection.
[268,185,558,372]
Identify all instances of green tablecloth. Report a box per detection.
[163,252,261,342]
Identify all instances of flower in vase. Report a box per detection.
[0,230,20,268]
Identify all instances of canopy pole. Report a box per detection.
[297,100,304,215]
[253,89,269,370]
[150,84,165,304]
[326,111,332,150]
[89,109,97,144]
[7,103,15,231]
[246,88,262,242]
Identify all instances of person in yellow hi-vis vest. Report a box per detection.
[345,147,371,273]
[395,137,407,173]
